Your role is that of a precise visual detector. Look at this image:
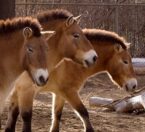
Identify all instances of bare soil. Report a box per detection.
[1,73,145,132]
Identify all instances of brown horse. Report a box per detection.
[37,9,97,68]
[4,9,97,132]
[5,28,137,132]
[0,17,51,128]
[46,29,137,132]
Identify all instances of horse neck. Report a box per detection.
[85,41,115,76]
[41,20,65,71]
[47,49,63,72]
[0,31,25,90]
[46,34,64,71]
[40,20,63,31]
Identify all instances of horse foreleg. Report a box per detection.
[0,116,1,130]
[21,108,32,132]
[1,88,14,131]
[0,106,3,130]
[0,103,5,130]
[5,90,19,132]
[0,112,2,130]
[50,94,65,132]
[62,91,94,132]
[19,88,35,132]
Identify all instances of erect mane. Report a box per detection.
[37,9,73,23]
[83,29,128,49]
[0,17,41,37]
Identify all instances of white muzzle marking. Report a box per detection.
[83,50,98,67]
[34,68,49,86]
[124,78,137,92]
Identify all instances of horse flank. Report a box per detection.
[0,17,41,37]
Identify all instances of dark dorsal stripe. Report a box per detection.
[37,9,73,24]
[83,29,127,49]
[0,17,41,37]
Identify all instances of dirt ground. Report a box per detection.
[1,73,145,132]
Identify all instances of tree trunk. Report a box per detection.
[0,0,15,20]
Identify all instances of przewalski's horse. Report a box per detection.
[6,29,137,132]
[0,17,51,128]
[4,9,97,132]
[38,9,97,68]
[45,29,137,132]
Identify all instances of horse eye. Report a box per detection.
[73,33,80,38]
[27,47,33,53]
[123,60,128,64]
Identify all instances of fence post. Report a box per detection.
[0,0,15,19]
[115,6,119,33]
[25,0,28,16]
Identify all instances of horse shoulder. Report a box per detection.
[14,71,35,94]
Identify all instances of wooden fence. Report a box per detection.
[15,1,145,57]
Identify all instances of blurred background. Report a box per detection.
[1,0,145,57]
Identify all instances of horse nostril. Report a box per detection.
[132,84,137,90]
[39,76,45,84]
[93,55,97,62]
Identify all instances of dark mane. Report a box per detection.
[0,17,41,37]
[83,29,127,49]
[37,9,73,23]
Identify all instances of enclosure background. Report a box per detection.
[16,0,145,57]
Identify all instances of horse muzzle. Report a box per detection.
[123,78,138,93]
[83,50,98,67]
[34,68,49,86]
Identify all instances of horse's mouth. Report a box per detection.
[35,77,49,86]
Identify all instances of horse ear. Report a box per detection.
[74,15,82,24]
[23,27,33,39]
[65,16,75,27]
[41,31,56,41]
[114,44,123,53]
[125,42,131,49]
